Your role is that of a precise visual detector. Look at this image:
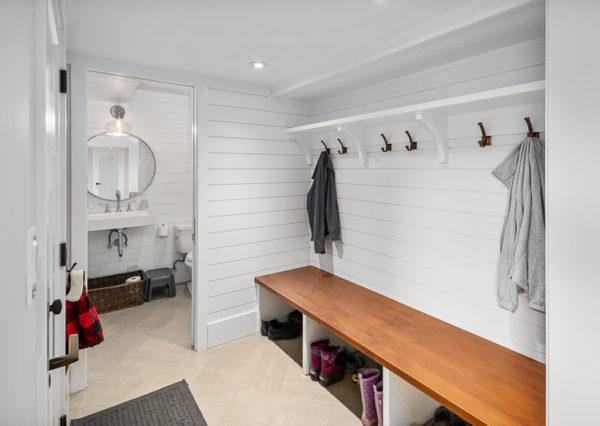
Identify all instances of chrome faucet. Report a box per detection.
[115,189,122,212]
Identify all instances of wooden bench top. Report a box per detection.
[255,266,545,426]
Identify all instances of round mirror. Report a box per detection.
[87,132,156,201]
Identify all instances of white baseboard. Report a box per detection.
[207,309,259,348]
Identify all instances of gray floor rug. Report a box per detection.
[71,380,207,426]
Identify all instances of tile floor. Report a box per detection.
[69,284,361,425]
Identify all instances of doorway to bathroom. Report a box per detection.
[69,70,197,417]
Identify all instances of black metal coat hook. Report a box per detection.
[524,117,540,138]
[405,131,417,151]
[477,122,492,147]
[320,140,331,154]
[66,262,78,273]
[337,138,347,154]
[380,133,392,152]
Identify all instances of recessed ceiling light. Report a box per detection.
[249,61,268,70]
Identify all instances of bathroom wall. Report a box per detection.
[205,79,311,347]
[87,83,194,282]
[306,40,546,362]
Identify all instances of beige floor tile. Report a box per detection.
[156,313,191,337]
[214,392,276,426]
[281,363,333,402]
[325,400,363,425]
[270,395,332,426]
[136,331,195,355]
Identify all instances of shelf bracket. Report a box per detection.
[287,135,313,166]
[337,125,368,168]
[415,111,448,163]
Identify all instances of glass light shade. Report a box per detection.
[105,118,132,134]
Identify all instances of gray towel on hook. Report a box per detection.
[492,136,545,313]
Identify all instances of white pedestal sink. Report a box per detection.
[88,210,156,232]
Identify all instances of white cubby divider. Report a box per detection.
[383,368,438,426]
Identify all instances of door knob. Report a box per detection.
[49,299,62,315]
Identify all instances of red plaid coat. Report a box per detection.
[66,272,104,349]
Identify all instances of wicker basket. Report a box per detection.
[88,270,146,314]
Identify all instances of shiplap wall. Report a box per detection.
[206,81,311,347]
[306,42,546,362]
[87,88,193,282]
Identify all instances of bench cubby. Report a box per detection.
[256,266,545,426]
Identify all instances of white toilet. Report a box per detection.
[175,223,193,294]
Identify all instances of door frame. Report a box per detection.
[67,54,209,392]
[45,0,69,423]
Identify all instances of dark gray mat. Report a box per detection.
[71,380,207,426]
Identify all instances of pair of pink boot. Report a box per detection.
[310,339,344,386]
[358,368,383,425]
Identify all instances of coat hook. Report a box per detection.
[337,138,347,154]
[524,117,540,138]
[66,262,78,273]
[320,140,331,154]
[405,131,418,151]
[477,122,492,147]
[380,133,392,152]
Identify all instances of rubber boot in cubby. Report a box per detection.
[358,368,381,425]
[450,416,470,426]
[309,339,329,381]
[374,380,383,425]
[318,346,344,387]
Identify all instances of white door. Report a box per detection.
[0,0,67,423]
[97,152,118,198]
[45,0,69,424]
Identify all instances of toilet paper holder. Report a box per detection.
[157,224,169,237]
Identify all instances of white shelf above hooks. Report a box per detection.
[284,80,545,166]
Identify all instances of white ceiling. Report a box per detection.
[66,0,544,101]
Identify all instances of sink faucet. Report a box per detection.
[115,189,121,212]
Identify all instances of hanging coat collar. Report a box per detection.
[312,151,333,179]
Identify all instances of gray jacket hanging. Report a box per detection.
[307,151,340,254]
[492,136,545,313]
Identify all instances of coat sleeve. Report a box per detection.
[325,165,340,241]
[308,153,328,254]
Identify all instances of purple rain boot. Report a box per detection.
[358,368,381,426]
[318,346,344,387]
[309,339,329,381]
[374,380,383,425]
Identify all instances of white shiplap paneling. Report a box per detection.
[309,100,546,362]
[87,88,193,283]
[206,84,311,347]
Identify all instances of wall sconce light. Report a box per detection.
[105,105,132,135]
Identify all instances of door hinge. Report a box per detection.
[59,69,67,94]
[59,415,67,426]
[59,242,67,267]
